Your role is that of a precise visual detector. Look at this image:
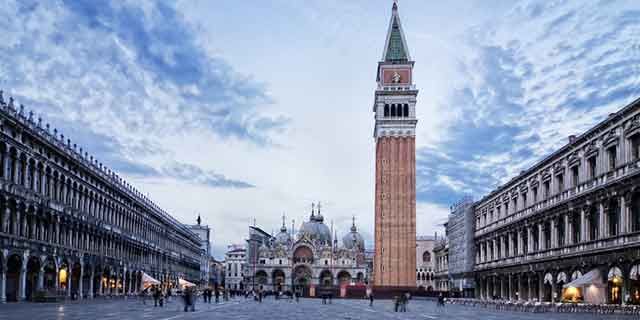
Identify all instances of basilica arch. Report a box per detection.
[293,246,314,265]
[293,265,312,296]
[337,270,352,286]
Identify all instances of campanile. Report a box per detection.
[373,1,417,287]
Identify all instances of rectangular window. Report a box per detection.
[632,135,640,160]
[532,187,538,203]
[557,174,564,193]
[589,156,597,178]
[522,194,527,209]
[572,166,579,187]
[505,236,510,257]
[558,220,565,246]
[543,181,550,199]
[608,146,617,170]
[505,203,509,215]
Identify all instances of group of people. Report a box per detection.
[201,287,221,303]
[140,285,236,312]
[393,292,411,312]
[139,285,170,307]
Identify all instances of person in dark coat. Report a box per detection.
[153,286,161,307]
[369,292,374,307]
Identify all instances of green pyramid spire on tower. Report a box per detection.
[382,1,410,63]
[385,16,407,61]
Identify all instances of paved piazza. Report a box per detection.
[0,298,637,320]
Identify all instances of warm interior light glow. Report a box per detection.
[562,286,582,302]
[59,268,68,285]
[565,286,578,296]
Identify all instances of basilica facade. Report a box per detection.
[245,205,368,296]
[0,92,202,302]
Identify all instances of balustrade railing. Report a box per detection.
[476,161,640,237]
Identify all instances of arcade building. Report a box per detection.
[474,97,640,305]
[0,92,202,302]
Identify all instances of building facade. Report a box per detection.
[224,244,246,291]
[245,206,368,296]
[474,98,640,305]
[373,1,418,287]
[416,236,435,290]
[446,197,476,297]
[184,216,213,287]
[433,237,449,292]
[0,92,202,302]
[209,257,224,288]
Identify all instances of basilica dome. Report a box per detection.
[342,219,364,251]
[298,208,332,245]
[274,224,292,246]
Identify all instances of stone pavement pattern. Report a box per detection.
[0,298,637,320]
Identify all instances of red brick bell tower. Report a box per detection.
[373,1,417,287]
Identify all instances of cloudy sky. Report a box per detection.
[1,0,639,258]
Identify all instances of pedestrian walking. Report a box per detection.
[215,287,220,303]
[153,286,161,307]
[140,287,148,305]
[400,294,406,312]
[369,292,374,307]
[403,292,410,311]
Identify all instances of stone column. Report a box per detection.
[19,261,26,301]
[78,263,83,300]
[538,273,544,302]
[550,218,557,248]
[115,272,120,296]
[0,263,6,303]
[538,223,545,251]
[517,274,522,300]
[122,269,127,297]
[508,274,513,300]
[54,264,59,291]
[67,265,72,298]
[517,230,523,255]
[88,268,94,299]
[551,277,556,303]
[527,275,532,301]
[620,195,628,234]
[2,207,8,234]
[97,272,103,296]
[492,239,497,260]
[581,208,588,242]
[565,214,573,245]
[37,265,44,290]
[599,202,606,239]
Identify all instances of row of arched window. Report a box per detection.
[417,271,434,281]
[383,103,409,117]
[0,124,202,268]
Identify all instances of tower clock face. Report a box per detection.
[382,68,410,85]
